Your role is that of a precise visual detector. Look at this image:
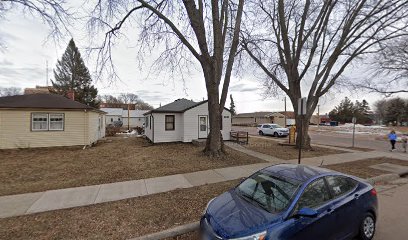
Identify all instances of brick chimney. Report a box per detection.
[66,90,75,101]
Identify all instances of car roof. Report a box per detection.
[263,164,334,182]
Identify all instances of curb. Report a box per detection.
[129,221,199,240]
[365,173,401,185]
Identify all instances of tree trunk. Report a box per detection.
[295,114,312,149]
[203,67,225,157]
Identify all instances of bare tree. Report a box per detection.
[0,87,22,96]
[242,0,408,148]
[355,37,408,96]
[118,93,139,104]
[0,0,71,45]
[88,0,244,156]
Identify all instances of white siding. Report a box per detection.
[151,113,183,143]
[144,115,153,141]
[183,102,231,142]
[106,115,121,125]
[122,117,145,128]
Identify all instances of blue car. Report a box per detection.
[201,164,378,240]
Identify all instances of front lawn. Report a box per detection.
[0,180,239,240]
[244,137,346,160]
[0,137,263,196]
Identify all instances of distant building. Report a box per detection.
[100,108,148,128]
[24,86,54,95]
[232,112,273,126]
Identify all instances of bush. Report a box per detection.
[106,124,121,137]
[134,126,144,135]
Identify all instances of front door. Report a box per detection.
[198,116,208,139]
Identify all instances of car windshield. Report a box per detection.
[236,172,301,213]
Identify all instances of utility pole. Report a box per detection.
[284,96,287,128]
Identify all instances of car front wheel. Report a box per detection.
[273,132,278,137]
[259,131,264,136]
[359,213,375,240]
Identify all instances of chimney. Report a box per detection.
[66,90,75,101]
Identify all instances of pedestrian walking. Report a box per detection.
[388,130,397,152]
[402,134,407,153]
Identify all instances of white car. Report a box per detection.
[257,123,289,137]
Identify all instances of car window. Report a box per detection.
[297,178,331,210]
[326,176,358,198]
[257,125,262,128]
[236,172,301,213]
[262,125,270,128]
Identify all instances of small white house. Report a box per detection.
[122,110,148,128]
[143,99,231,143]
[101,108,148,128]
[101,108,122,124]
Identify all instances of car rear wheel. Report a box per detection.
[273,132,278,137]
[259,131,264,136]
[359,213,375,240]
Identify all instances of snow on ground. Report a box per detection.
[313,124,393,136]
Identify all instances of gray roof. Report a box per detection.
[100,108,123,116]
[0,94,99,111]
[144,99,203,114]
[144,98,232,115]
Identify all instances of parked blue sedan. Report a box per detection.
[201,164,378,240]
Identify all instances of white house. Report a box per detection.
[143,99,231,143]
[122,110,147,128]
[101,108,147,128]
[101,108,123,124]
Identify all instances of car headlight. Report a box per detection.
[203,198,215,215]
[230,231,267,240]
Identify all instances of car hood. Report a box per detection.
[206,190,282,238]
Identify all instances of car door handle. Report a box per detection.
[327,208,333,214]
[354,193,360,200]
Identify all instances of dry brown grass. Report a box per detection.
[324,157,408,179]
[0,137,263,196]
[0,180,238,240]
[244,137,346,160]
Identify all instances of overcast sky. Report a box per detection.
[0,2,407,115]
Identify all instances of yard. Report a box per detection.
[0,180,239,240]
[244,137,346,160]
[324,157,408,179]
[0,137,263,196]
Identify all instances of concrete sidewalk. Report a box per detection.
[0,162,272,219]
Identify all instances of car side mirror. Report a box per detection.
[296,208,318,218]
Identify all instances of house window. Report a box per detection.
[146,117,149,127]
[118,117,121,121]
[49,113,64,131]
[165,115,175,130]
[32,113,48,131]
[150,116,152,129]
[31,113,64,131]
[111,118,113,122]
